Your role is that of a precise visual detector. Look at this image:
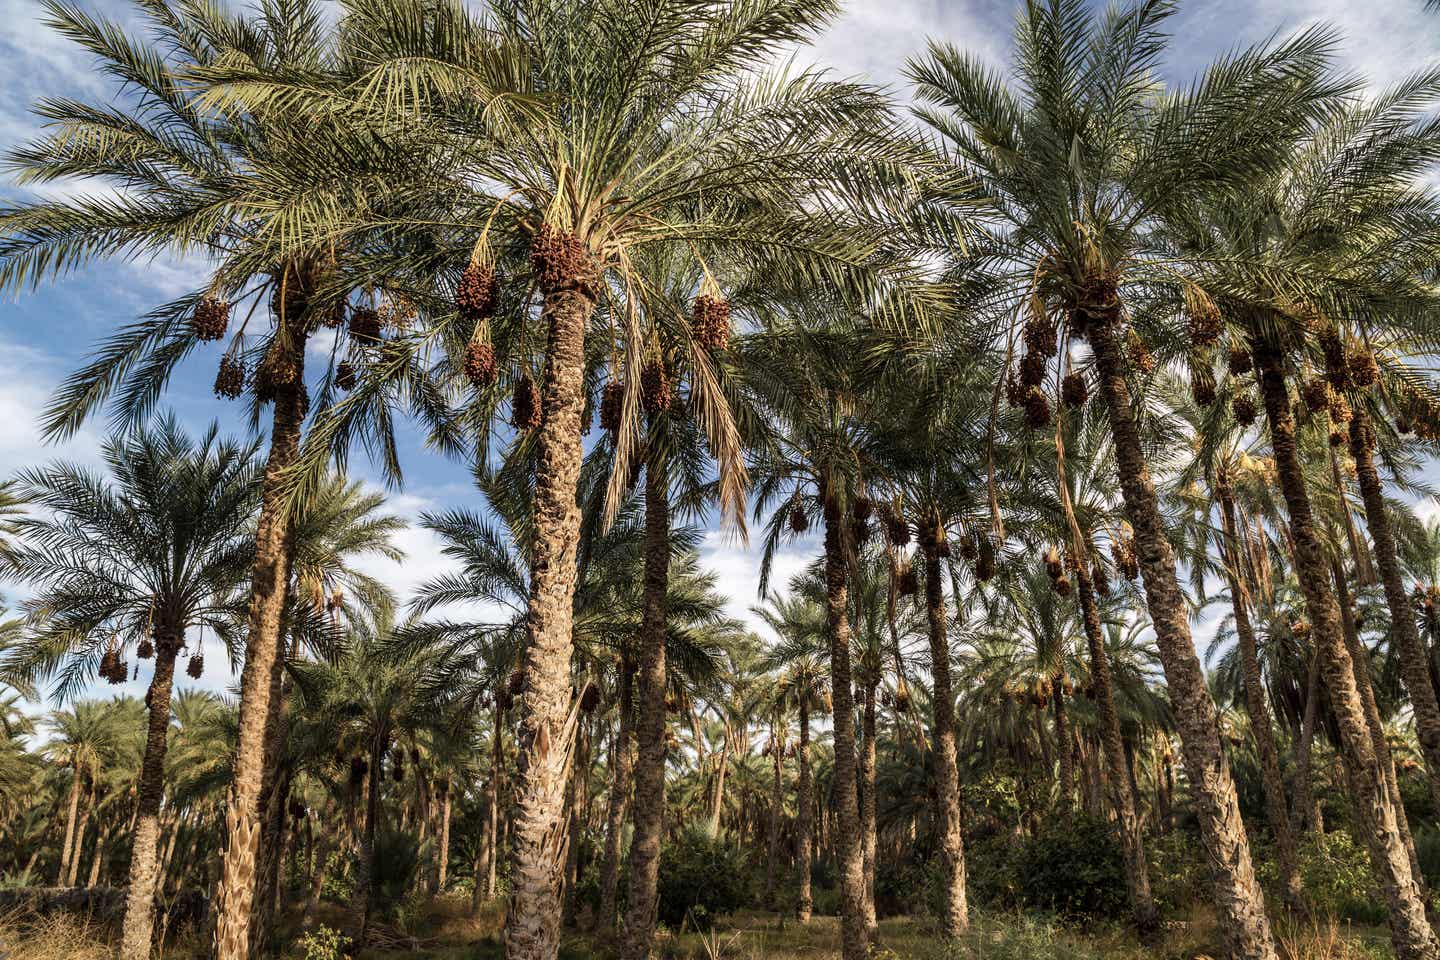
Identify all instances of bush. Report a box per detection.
[656,826,751,930]
[1012,816,1127,920]
[294,924,346,960]
[1145,828,1208,914]
[1293,830,1385,925]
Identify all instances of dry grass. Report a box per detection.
[0,911,111,960]
[0,901,1397,960]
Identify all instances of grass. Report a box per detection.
[0,898,1398,960]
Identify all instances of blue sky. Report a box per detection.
[3,0,1440,710]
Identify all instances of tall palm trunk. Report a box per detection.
[921,539,968,936]
[437,781,452,891]
[1254,342,1436,960]
[1332,559,1425,886]
[251,663,292,956]
[213,329,308,960]
[1087,305,1270,958]
[1053,687,1073,810]
[597,659,633,933]
[66,784,92,887]
[505,278,595,960]
[1075,565,1158,935]
[57,763,80,886]
[119,632,180,960]
[858,683,877,939]
[822,494,868,960]
[1351,413,1440,812]
[87,824,108,888]
[1290,646,1325,836]
[620,445,669,960]
[1218,488,1304,912]
[709,727,730,833]
[763,717,782,909]
[796,698,813,923]
[346,737,383,950]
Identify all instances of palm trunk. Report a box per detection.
[346,737,383,951]
[1053,686,1073,811]
[1332,558,1425,887]
[763,718,782,909]
[1076,564,1158,935]
[709,727,730,833]
[796,699,813,923]
[822,494,868,960]
[1254,342,1435,960]
[505,279,594,960]
[213,328,308,960]
[119,633,180,960]
[597,660,633,934]
[922,539,968,936]
[1087,306,1269,957]
[57,763,80,886]
[66,785,92,887]
[1291,644,1325,836]
[619,444,669,960]
[858,683,877,939]
[1218,488,1304,912]
[1351,413,1440,813]
[252,667,292,957]
[438,783,452,892]
[87,825,108,888]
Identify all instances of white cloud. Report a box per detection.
[697,528,814,644]
[0,337,104,473]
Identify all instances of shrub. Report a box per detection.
[1292,830,1385,925]
[1011,816,1127,920]
[1145,829,1208,914]
[294,924,346,960]
[656,826,751,929]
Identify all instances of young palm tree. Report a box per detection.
[906,5,1350,954]
[41,701,121,888]
[7,417,261,958]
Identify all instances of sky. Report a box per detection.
[2,0,1440,713]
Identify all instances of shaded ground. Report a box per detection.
[0,895,1397,960]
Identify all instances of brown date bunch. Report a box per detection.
[187,653,204,679]
[693,295,732,350]
[1232,394,1257,426]
[641,359,672,415]
[789,503,809,534]
[600,381,624,432]
[511,376,541,431]
[531,224,592,290]
[463,338,498,388]
[1061,371,1088,408]
[336,360,357,392]
[457,264,499,322]
[192,297,230,341]
[214,356,245,400]
[1228,347,1253,376]
[349,306,382,344]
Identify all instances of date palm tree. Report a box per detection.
[1176,400,1306,913]
[906,4,1351,954]
[197,2,942,951]
[6,416,260,959]
[0,3,420,952]
[1169,72,1440,956]
[747,326,879,960]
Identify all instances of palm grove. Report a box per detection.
[3,1,1440,959]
